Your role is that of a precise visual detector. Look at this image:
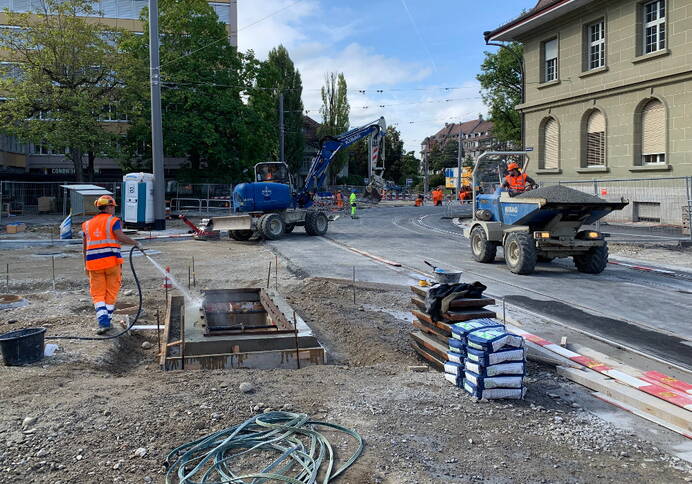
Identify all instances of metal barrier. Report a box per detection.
[558,176,692,240]
[444,199,473,219]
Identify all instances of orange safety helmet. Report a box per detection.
[507,162,521,171]
[94,195,117,207]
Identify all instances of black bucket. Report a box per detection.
[0,327,46,366]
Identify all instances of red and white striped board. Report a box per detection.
[641,371,692,396]
[510,327,692,411]
[608,260,676,276]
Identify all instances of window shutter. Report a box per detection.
[543,118,559,169]
[642,100,665,154]
[101,0,118,17]
[586,111,605,166]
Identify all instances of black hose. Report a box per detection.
[46,245,143,341]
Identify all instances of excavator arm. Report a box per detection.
[297,117,386,208]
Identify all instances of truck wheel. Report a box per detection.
[259,213,285,240]
[574,245,608,274]
[470,226,497,263]
[503,232,536,275]
[305,212,328,236]
[284,223,295,233]
[229,230,253,241]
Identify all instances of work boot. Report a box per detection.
[95,325,111,335]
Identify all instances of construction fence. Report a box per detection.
[557,176,692,239]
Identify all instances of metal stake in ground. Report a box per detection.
[192,256,196,287]
[156,308,161,354]
[51,256,56,291]
[503,297,506,325]
[266,261,272,289]
[188,265,191,290]
[352,266,356,305]
[292,310,301,370]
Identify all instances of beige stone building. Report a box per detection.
[486,0,692,183]
[0,0,238,179]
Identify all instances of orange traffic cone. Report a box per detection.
[163,266,173,290]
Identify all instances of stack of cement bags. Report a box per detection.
[444,318,526,400]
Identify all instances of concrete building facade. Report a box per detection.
[486,0,692,182]
[0,0,238,180]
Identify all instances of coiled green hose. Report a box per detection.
[164,411,364,483]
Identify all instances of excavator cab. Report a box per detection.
[255,162,291,185]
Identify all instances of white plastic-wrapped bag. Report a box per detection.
[451,319,503,341]
[465,346,525,366]
[464,360,525,377]
[464,371,524,389]
[447,351,464,365]
[444,361,464,376]
[463,379,526,400]
[448,337,465,354]
[466,328,524,352]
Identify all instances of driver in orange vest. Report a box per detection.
[82,195,141,334]
[502,162,536,196]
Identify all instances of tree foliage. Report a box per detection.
[248,45,305,173]
[428,139,459,172]
[318,73,350,181]
[120,0,251,181]
[477,42,523,145]
[0,0,126,181]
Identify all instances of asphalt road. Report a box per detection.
[270,205,692,369]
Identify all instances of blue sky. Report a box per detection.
[237,0,529,153]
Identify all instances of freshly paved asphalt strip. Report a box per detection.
[269,205,692,369]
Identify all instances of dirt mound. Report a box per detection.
[517,185,607,203]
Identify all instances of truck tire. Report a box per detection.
[503,232,536,275]
[284,223,295,233]
[574,245,608,274]
[470,226,497,263]
[305,212,328,236]
[259,213,285,240]
[229,230,253,241]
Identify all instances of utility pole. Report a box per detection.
[456,126,463,198]
[279,92,285,164]
[423,152,429,199]
[149,0,165,230]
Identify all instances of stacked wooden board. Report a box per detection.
[409,285,496,370]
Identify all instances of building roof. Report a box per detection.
[422,118,494,149]
[303,115,321,144]
[485,0,596,42]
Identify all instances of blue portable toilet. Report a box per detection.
[122,173,155,229]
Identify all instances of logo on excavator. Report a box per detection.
[261,187,272,198]
[504,206,518,214]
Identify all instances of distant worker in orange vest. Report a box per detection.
[502,162,537,196]
[432,187,444,206]
[82,195,141,334]
[335,190,344,209]
[414,194,424,206]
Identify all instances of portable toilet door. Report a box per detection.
[123,173,155,228]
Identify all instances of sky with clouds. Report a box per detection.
[236,0,527,155]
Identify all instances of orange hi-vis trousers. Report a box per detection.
[88,265,122,327]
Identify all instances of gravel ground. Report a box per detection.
[516,185,608,203]
[0,236,690,483]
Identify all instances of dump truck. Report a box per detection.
[464,151,628,275]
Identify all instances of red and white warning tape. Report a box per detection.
[608,260,676,275]
[510,327,692,411]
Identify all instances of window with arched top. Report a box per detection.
[641,99,665,164]
[540,117,559,170]
[586,110,606,166]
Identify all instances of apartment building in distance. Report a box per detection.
[420,117,509,174]
[0,0,238,180]
[485,0,692,181]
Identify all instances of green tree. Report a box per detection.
[248,45,305,173]
[477,42,523,145]
[381,126,404,183]
[318,72,350,182]
[429,139,459,172]
[0,0,126,182]
[120,0,249,181]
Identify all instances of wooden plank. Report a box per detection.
[593,392,692,439]
[443,309,497,322]
[642,371,692,396]
[411,310,453,335]
[410,285,428,298]
[412,320,449,344]
[410,338,445,371]
[160,295,175,366]
[410,330,448,360]
[557,366,692,434]
[449,298,496,309]
[411,297,426,310]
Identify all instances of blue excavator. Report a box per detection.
[204,117,387,240]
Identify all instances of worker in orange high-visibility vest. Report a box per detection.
[82,195,141,334]
[502,162,537,196]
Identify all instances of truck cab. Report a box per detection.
[255,162,291,186]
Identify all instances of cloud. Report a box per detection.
[236,0,486,154]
